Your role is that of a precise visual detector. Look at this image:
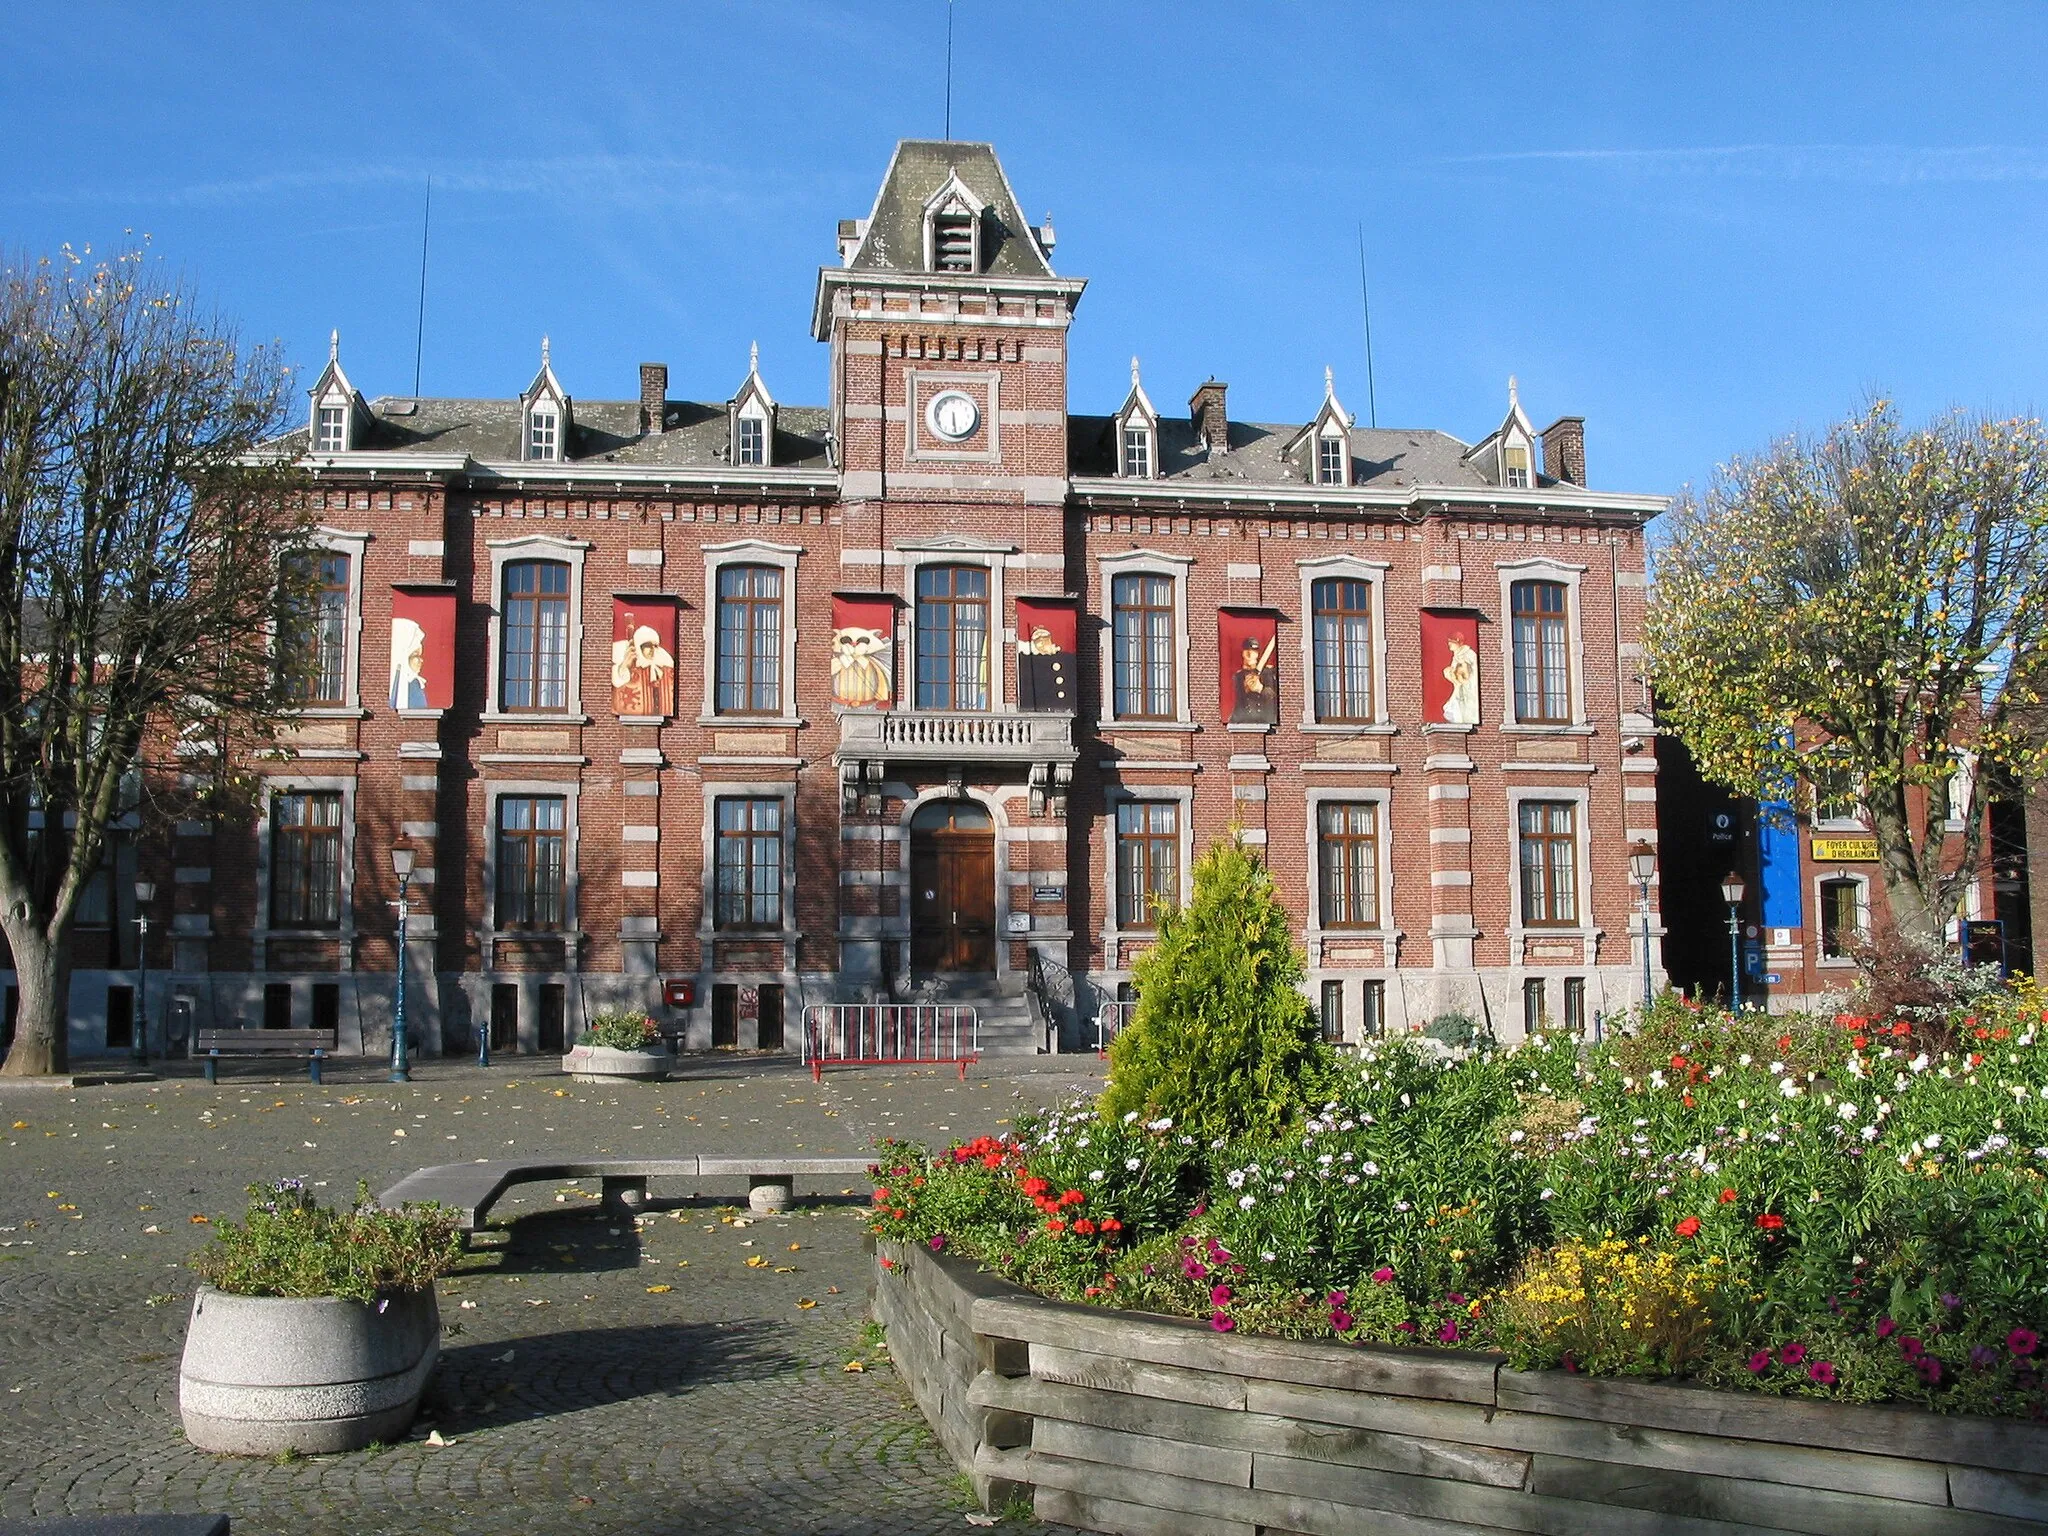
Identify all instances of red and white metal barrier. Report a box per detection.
[802,1004,980,1081]
[1096,1001,1137,1056]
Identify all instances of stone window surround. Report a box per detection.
[482,534,592,722]
[700,539,804,725]
[1101,782,1195,970]
[899,538,1012,714]
[1495,556,1591,731]
[1302,785,1398,944]
[289,526,371,717]
[697,779,799,944]
[1097,548,1194,729]
[1295,554,1393,732]
[1504,782,1598,945]
[251,774,359,973]
[478,779,581,968]
[1814,869,1872,971]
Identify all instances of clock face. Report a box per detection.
[925,389,980,443]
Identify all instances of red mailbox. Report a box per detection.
[664,978,697,1009]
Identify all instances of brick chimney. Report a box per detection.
[1189,379,1229,454]
[1542,416,1585,486]
[639,363,668,435]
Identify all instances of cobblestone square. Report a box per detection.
[0,1056,1104,1534]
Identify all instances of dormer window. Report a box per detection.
[921,175,988,274]
[1318,432,1347,487]
[1505,444,1531,488]
[527,408,558,462]
[736,416,765,466]
[1122,425,1151,479]
[316,405,347,453]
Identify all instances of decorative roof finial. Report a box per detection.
[328,329,339,364]
[750,339,760,373]
[1130,355,1141,388]
[541,334,551,368]
[1324,364,1335,397]
[1508,374,1519,409]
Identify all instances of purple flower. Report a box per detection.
[1875,1317,1897,1340]
[1209,1283,1233,1307]
[928,1234,947,1252]
[1779,1342,1807,1367]
[1327,1290,1349,1308]
[1395,1321,1417,1334]
[1437,1319,1462,1344]
[1916,1356,1944,1386]
[1210,1312,1234,1333]
[1807,1361,1838,1386]
[1370,1266,1395,1285]
[1183,1258,1209,1280]
[1970,1346,1999,1372]
[1940,1293,1962,1310]
[1900,1336,1925,1360]
[1329,1310,1354,1332]
[2010,1328,2039,1357]
[1746,1350,1772,1374]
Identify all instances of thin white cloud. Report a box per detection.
[25,154,815,212]
[1436,144,2048,184]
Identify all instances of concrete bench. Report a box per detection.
[196,1027,337,1084]
[378,1154,874,1230]
[0,1519,229,1535]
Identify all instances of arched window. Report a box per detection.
[915,565,990,711]
[1510,579,1570,723]
[716,565,783,714]
[501,559,570,711]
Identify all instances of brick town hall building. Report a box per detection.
[36,141,1672,1061]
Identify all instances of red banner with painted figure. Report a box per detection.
[1015,596,1078,711]
[830,594,894,709]
[1219,607,1280,726]
[388,586,455,711]
[611,596,678,717]
[1421,608,1482,726]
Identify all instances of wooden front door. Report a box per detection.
[910,803,997,973]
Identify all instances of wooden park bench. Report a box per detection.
[378,1153,875,1233]
[196,1027,338,1084]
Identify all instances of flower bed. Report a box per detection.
[868,986,2048,1419]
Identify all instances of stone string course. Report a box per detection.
[873,1240,2048,1535]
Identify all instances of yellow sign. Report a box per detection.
[1812,837,1879,863]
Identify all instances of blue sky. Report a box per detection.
[6,3,2046,501]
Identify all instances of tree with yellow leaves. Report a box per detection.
[1648,402,2048,953]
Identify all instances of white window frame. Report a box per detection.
[1120,421,1152,479]
[1806,750,1867,829]
[697,780,799,943]
[1496,557,1591,732]
[483,535,591,722]
[1102,784,1194,968]
[315,403,348,453]
[1097,548,1193,728]
[700,540,803,725]
[479,778,581,965]
[527,407,559,463]
[1317,427,1348,487]
[251,774,359,973]
[1296,555,1392,731]
[1304,785,1396,942]
[289,526,369,717]
[1814,870,1872,969]
[1504,442,1532,489]
[734,405,768,467]
[1505,783,1596,942]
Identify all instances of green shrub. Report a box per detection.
[190,1180,463,1302]
[1423,1010,1486,1049]
[1101,834,1332,1144]
[578,1009,660,1051]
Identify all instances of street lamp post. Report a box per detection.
[390,835,414,1084]
[1721,871,1747,1013]
[132,881,154,1068]
[1628,839,1657,1015]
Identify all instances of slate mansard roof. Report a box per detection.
[1068,416,1495,492]
[841,139,1053,279]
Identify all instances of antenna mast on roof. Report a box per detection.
[944,0,955,141]
[412,177,432,398]
[1356,223,1379,430]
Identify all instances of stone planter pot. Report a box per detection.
[563,1043,674,1081]
[178,1285,439,1455]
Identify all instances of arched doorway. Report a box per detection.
[909,799,996,974]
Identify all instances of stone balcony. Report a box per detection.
[834,708,1076,766]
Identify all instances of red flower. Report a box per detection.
[878,1257,895,1270]
[1210,1283,1233,1307]
[1059,1189,1085,1208]
[1682,1093,1696,1109]
[1670,1053,1688,1071]
[1851,1035,1868,1049]
[1019,1176,1050,1198]
[1892,1021,1913,1038]
[1674,1216,1702,1238]
[1777,1034,1793,1053]
[1045,1219,1065,1235]
[1071,1218,1097,1237]
[1718,1188,1738,1204]
[1100,1217,1122,1233]
[1755,1213,1785,1231]
[1875,1317,1897,1339]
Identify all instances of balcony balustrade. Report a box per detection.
[835,708,1075,764]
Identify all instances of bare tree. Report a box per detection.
[0,247,313,1075]
[1649,402,2048,953]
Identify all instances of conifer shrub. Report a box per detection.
[1100,834,1332,1144]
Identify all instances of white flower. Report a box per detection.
[1076,1136,1091,1148]
[1359,1161,1379,1177]
[1837,1102,1858,1120]
[1088,1169,1105,1182]
[1768,1062,1785,1076]
[1147,1117,1173,1131]
[1238,1194,1257,1210]
[1924,1133,1942,1149]
[1342,1174,1360,1185]
[1261,1251,1276,1263]
[1738,1053,1753,1067]
[1859,1124,1878,1142]
[1508,1130,1526,1144]
[1226,1170,1246,1190]
[1123,1111,1140,1124]
[1539,1188,1556,1200]
[1779,1078,1801,1099]
[1125,1157,1141,1171]
[1910,1054,1930,1073]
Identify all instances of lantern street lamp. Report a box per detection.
[390,835,414,1083]
[1628,840,1657,1015]
[132,881,155,1067]
[1720,870,1747,1013]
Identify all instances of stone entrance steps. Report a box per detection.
[909,975,1046,1057]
